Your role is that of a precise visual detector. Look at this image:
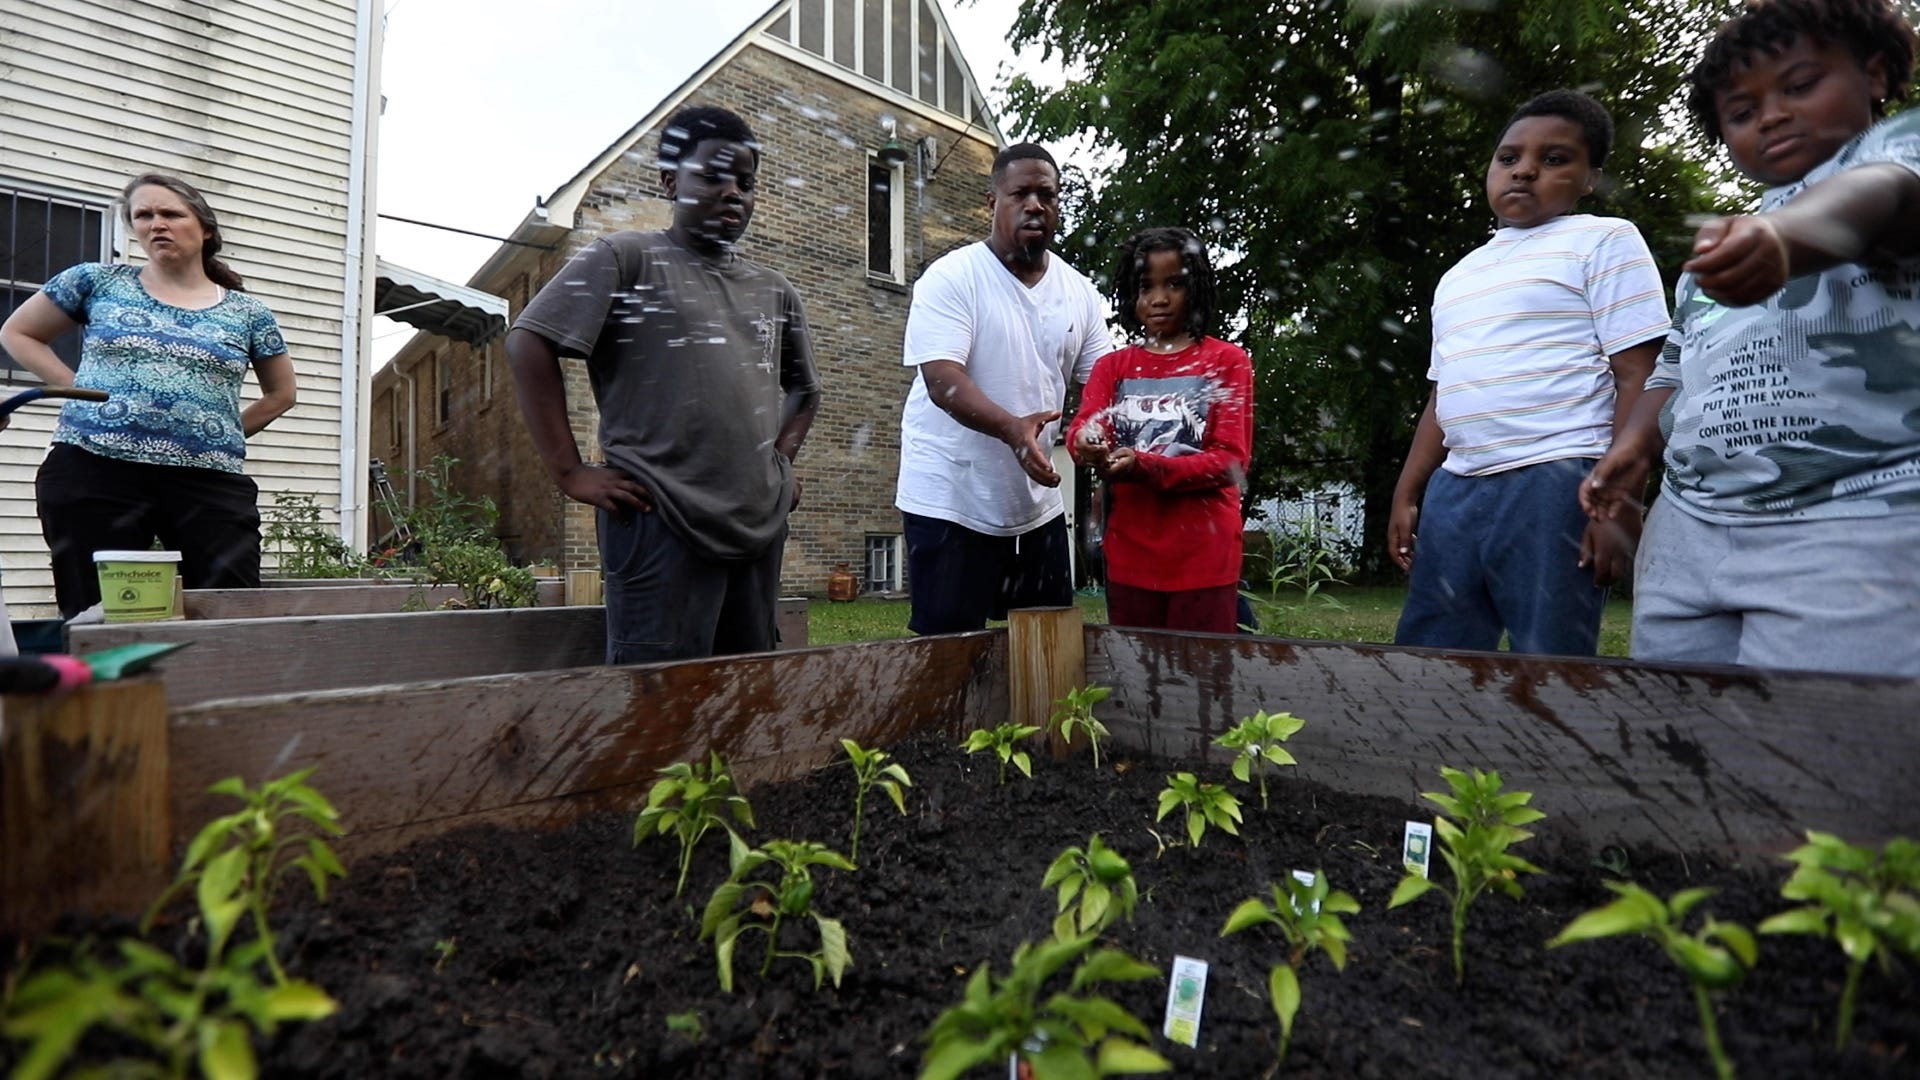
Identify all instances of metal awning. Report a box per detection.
[373,258,509,346]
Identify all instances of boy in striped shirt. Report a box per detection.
[1389,90,1670,656]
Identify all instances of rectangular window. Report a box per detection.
[867,158,904,281]
[1,183,110,379]
[867,534,903,592]
[389,385,404,447]
[432,351,450,425]
[480,344,493,402]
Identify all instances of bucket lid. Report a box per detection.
[93,550,183,563]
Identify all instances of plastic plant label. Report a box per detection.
[1290,869,1321,914]
[1403,820,1434,879]
[1009,1034,1048,1078]
[1162,954,1209,1047]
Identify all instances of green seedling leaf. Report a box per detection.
[1551,881,1753,1077]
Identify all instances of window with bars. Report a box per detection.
[867,533,903,592]
[1,184,111,378]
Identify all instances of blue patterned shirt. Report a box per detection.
[41,263,287,473]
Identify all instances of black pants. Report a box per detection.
[902,511,1073,635]
[37,443,262,618]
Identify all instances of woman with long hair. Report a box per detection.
[0,172,297,616]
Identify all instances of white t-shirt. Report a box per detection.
[896,242,1114,535]
[1428,214,1670,476]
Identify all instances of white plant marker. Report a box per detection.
[1404,820,1434,878]
[1162,955,1209,1047]
[1290,869,1321,914]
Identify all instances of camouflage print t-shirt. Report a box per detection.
[1650,109,1920,523]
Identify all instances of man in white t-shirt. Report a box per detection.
[895,143,1115,634]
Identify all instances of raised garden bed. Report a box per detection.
[154,729,1915,1079]
[4,612,1915,1076]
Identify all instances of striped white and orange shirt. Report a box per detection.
[1429,214,1669,477]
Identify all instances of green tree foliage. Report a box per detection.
[1006,0,1737,573]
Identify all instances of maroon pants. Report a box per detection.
[1105,581,1240,634]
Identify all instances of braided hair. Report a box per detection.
[1113,227,1216,341]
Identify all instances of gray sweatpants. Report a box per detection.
[1632,498,1920,676]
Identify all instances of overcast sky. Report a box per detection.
[371,0,1040,359]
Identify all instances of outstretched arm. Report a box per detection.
[1685,163,1920,307]
[919,359,1061,487]
[505,327,652,513]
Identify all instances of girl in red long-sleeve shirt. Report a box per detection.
[1068,228,1254,633]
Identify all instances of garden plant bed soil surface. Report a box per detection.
[11,729,1917,1079]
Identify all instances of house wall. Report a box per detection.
[373,38,997,596]
[0,0,372,614]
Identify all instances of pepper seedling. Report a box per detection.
[700,839,855,992]
[1042,833,1139,940]
[1212,709,1305,810]
[1758,831,1920,1049]
[840,738,912,865]
[1550,883,1757,1080]
[1049,683,1114,770]
[1386,765,1543,984]
[1220,870,1360,1067]
[962,722,1043,786]
[632,751,756,898]
[1154,772,1244,849]
[143,767,347,985]
[919,933,1170,1080]
[9,771,343,1080]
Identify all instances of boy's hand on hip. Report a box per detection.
[1387,500,1419,574]
[1003,409,1062,487]
[560,463,653,513]
[1579,517,1639,589]
[1684,215,1790,307]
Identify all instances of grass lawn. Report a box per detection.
[809,584,1633,657]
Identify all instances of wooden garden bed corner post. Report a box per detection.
[1,678,172,937]
[1007,606,1086,759]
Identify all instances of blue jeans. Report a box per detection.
[598,507,785,664]
[1393,458,1605,657]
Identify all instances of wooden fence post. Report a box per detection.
[1007,606,1086,758]
[566,570,604,607]
[1,678,171,936]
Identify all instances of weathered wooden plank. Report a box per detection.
[68,607,608,706]
[1008,607,1086,757]
[1085,629,1920,858]
[1,679,171,935]
[165,633,1008,860]
[183,580,566,618]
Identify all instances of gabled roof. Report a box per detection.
[465,0,1004,292]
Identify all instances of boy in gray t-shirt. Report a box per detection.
[507,105,821,664]
[1583,0,1920,675]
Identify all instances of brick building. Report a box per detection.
[369,0,1005,595]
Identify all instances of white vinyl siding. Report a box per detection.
[0,0,367,614]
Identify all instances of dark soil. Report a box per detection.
[9,730,1918,1078]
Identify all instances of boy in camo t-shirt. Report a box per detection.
[1583,0,1920,675]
